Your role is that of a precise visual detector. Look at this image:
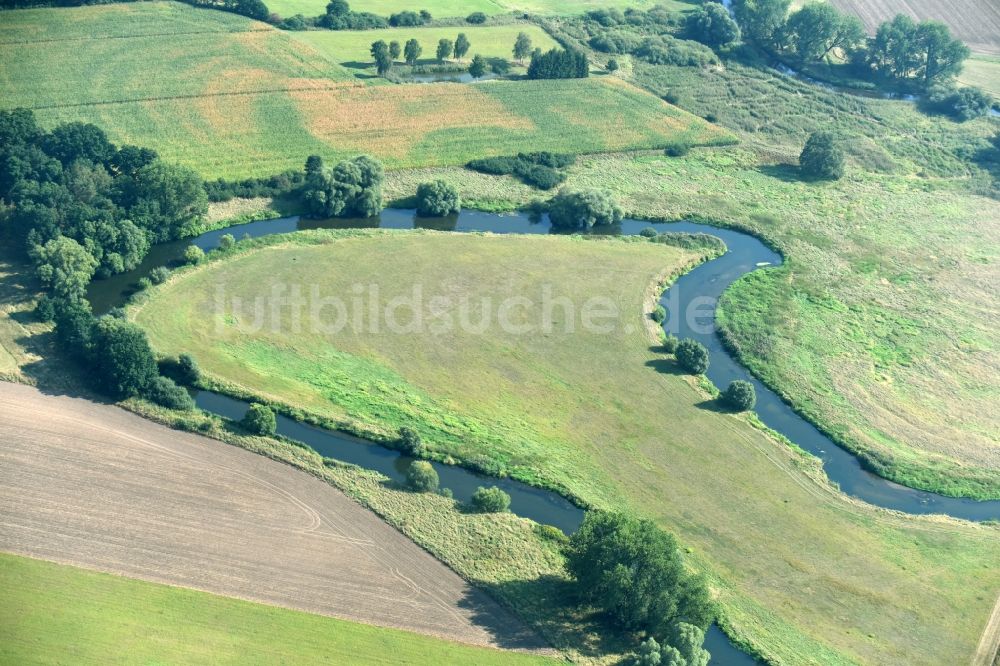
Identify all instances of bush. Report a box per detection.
[470,486,511,513]
[465,153,574,190]
[722,379,756,411]
[145,376,195,410]
[925,84,993,121]
[415,180,461,216]
[406,460,439,492]
[548,188,623,230]
[466,11,486,24]
[34,296,55,322]
[398,426,425,455]
[242,403,276,436]
[676,338,709,374]
[218,233,236,251]
[651,304,666,323]
[534,523,569,544]
[149,266,170,284]
[686,2,741,47]
[177,353,200,385]
[662,333,680,353]
[640,227,658,238]
[607,58,620,72]
[388,10,423,26]
[183,245,205,265]
[136,277,152,291]
[800,131,845,181]
[278,13,309,30]
[518,164,565,190]
[665,141,692,157]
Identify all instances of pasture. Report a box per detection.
[1,3,728,179]
[0,554,556,665]
[268,0,505,20]
[291,23,558,74]
[828,0,1000,55]
[959,55,1000,98]
[133,230,1000,666]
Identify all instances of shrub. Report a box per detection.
[470,486,511,513]
[406,460,439,492]
[218,233,236,251]
[34,296,55,322]
[548,188,623,230]
[686,2,741,47]
[136,277,152,291]
[242,403,276,436]
[517,164,565,190]
[149,266,170,284]
[640,227,658,238]
[466,153,574,190]
[415,180,461,216]
[607,58,620,72]
[800,131,845,181]
[466,11,486,24]
[183,245,205,265]
[398,426,425,455]
[651,304,666,323]
[662,333,680,353]
[145,376,195,410]
[278,13,309,30]
[676,338,709,374]
[925,84,993,121]
[177,353,200,385]
[534,523,569,544]
[722,379,756,411]
[665,141,691,157]
[388,10,423,26]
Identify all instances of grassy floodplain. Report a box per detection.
[133,230,1000,666]
[266,0,693,21]
[959,55,1000,98]
[291,23,558,75]
[0,3,729,179]
[0,553,558,665]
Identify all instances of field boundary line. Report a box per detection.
[973,593,1000,666]
[0,26,269,46]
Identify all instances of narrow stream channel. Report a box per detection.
[85,207,1000,665]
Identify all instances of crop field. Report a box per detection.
[133,229,1000,666]
[291,23,558,75]
[1,3,728,179]
[828,0,1000,55]
[959,55,1000,98]
[0,553,557,665]
[0,382,552,656]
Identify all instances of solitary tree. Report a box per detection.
[436,38,454,63]
[513,32,532,62]
[722,380,756,411]
[548,188,623,230]
[242,403,277,436]
[454,33,471,59]
[183,244,205,264]
[406,460,439,492]
[676,338,709,374]
[799,131,844,180]
[416,180,461,216]
[404,38,422,65]
[470,486,511,513]
[398,426,424,455]
[468,54,487,79]
[389,40,401,61]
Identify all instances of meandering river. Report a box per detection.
[86,207,1000,665]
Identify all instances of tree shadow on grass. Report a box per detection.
[461,575,633,660]
[758,163,802,183]
[694,398,728,414]
[644,358,687,376]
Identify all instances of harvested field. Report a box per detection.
[0,382,549,653]
[828,0,1000,55]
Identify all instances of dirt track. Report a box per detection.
[0,382,547,652]
[829,0,1000,55]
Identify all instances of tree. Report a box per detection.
[122,161,208,242]
[145,376,195,410]
[218,233,236,251]
[52,297,94,354]
[799,131,844,180]
[242,403,277,436]
[731,0,790,47]
[404,38,423,65]
[415,180,461,216]
[389,40,401,61]
[470,486,511,513]
[548,188,623,230]
[675,338,709,374]
[406,460,439,492]
[303,155,384,218]
[783,2,864,63]
[419,9,431,22]
[607,58,620,72]
[491,59,511,76]
[370,39,389,60]
[42,121,115,165]
[917,20,971,89]
[91,317,158,398]
[454,33,471,59]
[388,10,422,26]
[686,2,741,48]
[513,32,533,62]
[565,512,714,636]
[305,154,324,175]
[31,236,98,301]
[468,54,487,79]
[326,0,349,16]
[466,11,486,24]
[183,244,205,264]
[436,38,454,63]
[668,623,711,666]
[398,426,425,455]
[867,16,969,89]
[868,14,920,81]
[371,40,393,76]
[722,380,756,411]
[527,48,589,79]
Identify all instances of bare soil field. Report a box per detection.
[829,0,1000,55]
[0,382,547,653]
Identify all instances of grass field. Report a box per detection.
[0,552,556,665]
[829,0,1000,55]
[291,23,558,75]
[266,0,694,21]
[133,230,1000,666]
[1,3,728,179]
[959,55,1000,98]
